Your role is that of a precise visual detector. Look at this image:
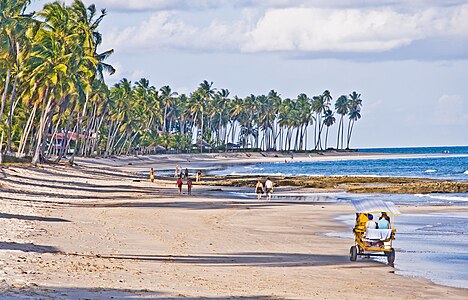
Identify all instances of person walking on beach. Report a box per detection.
[179,167,184,178]
[185,168,189,179]
[255,179,264,200]
[265,177,273,200]
[177,177,183,194]
[187,177,193,195]
[175,165,179,178]
[149,168,155,183]
[196,170,202,182]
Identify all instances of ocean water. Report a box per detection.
[358,145,468,155]
[221,146,468,289]
[215,146,468,181]
[232,191,468,207]
[330,212,468,289]
[232,190,468,288]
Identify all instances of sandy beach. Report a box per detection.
[1,152,467,299]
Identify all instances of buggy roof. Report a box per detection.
[351,199,401,216]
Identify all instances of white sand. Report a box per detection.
[0,153,467,299]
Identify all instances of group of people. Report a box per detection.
[175,165,190,179]
[357,212,391,230]
[175,165,202,182]
[148,166,198,195]
[177,176,193,195]
[255,177,274,200]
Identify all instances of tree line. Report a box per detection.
[1,0,363,165]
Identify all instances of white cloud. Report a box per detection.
[435,94,468,125]
[243,6,468,52]
[105,11,248,52]
[102,4,468,57]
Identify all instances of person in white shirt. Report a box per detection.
[365,214,377,229]
[264,177,273,200]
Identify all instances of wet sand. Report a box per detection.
[0,153,467,299]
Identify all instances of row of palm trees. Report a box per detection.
[1,0,115,164]
[1,0,363,165]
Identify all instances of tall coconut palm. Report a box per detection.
[228,95,243,145]
[346,92,363,149]
[323,109,335,150]
[335,95,349,150]
[160,85,177,133]
[0,0,37,157]
[197,80,215,152]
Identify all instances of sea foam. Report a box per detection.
[425,194,468,202]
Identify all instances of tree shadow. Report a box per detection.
[0,241,59,254]
[0,184,169,201]
[1,175,158,195]
[0,212,70,222]
[4,285,282,299]
[79,199,329,211]
[28,164,133,180]
[82,252,349,268]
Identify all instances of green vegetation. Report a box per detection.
[1,0,363,165]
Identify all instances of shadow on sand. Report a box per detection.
[80,252,351,268]
[3,285,281,300]
[0,241,59,254]
[79,199,328,211]
[0,212,70,222]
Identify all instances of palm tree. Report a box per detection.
[267,90,282,150]
[197,80,215,152]
[188,91,204,150]
[160,85,177,132]
[228,95,243,146]
[295,93,311,151]
[278,98,294,151]
[0,0,37,158]
[346,92,363,149]
[323,109,335,150]
[335,95,349,150]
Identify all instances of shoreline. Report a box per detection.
[1,153,467,298]
[74,150,468,171]
[71,151,468,194]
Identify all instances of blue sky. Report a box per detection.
[30,0,468,148]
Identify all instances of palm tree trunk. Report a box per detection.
[347,119,355,149]
[200,112,204,153]
[304,123,309,151]
[336,116,342,149]
[341,117,346,150]
[325,126,329,150]
[315,122,325,150]
[6,75,18,154]
[91,106,108,156]
[17,103,37,158]
[0,131,4,164]
[125,132,139,155]
[105,120,115,155]
[47,119,61,156]
[31,87,51,165]
[0,69,11,128]
[163,104,168,132]
[230,119,237,144]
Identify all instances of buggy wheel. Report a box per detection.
[350,246,357,261]
[386,248,395,266]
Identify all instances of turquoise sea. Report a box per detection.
[215,146,468,181]
[219,146,468,289]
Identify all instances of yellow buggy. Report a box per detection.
[349,199,400,266]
